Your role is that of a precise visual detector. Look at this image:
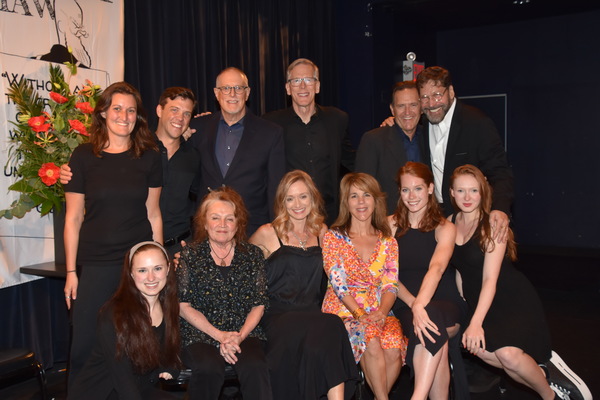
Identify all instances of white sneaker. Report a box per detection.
[547,351,592,400]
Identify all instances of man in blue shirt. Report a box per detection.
[355,81,425,213]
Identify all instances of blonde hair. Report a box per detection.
[272,170,325,242]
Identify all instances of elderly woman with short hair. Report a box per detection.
[177,187,271,400]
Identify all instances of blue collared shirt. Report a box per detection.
[396,123,422,163]
[215,115,245,177]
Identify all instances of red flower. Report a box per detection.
[75,102,94,114]
[28,115,51,132]
[38,162,61,186]
[49,91,68,104]
[69,119,89,136]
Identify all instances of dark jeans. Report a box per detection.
[182,337,272,400]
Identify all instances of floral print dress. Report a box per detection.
[321,229,407,363]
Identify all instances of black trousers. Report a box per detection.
[182,337,272,400]
[68,264,121,392]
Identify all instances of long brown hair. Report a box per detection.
[450,165,517,261]
[272,170,325,241]
[392,162,446,237]
[89,81,157,158]
[193,186,249,244]
[110,242,181,373]
[331,172,391,238]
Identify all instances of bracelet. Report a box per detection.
[66,270,77,273]
[351,307,367,320]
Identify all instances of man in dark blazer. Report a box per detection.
[417,66,513,236]
[355,81,426,213]
[189,67,285,235]
[263,58,354,224]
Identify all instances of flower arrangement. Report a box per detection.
[1,64,102,219]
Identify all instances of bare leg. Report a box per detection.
[411,343,442,400]
[428,343,450,400]
[383,347,402,393]
[327,382,344,400]
[479,347,554,400]
[359,338,390,400]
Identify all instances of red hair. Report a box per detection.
[392,162,446,237]
[450,165,517,261]
[193,186,249,244]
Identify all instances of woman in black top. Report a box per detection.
[69,241,180,400]
[63,82,162,388]
[449,165,591,400]
[249,170,358,400]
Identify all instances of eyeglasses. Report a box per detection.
[216,86,249,95]
[287,77,318,87]
[420,88,447,104]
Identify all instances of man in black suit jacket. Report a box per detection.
[189,67,285,235]
[263,58,354,224]
[417,66,513,234]
[355,81,426,213]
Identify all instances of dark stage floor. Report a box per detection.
[1,251,598,400]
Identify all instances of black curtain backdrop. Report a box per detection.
[124,0,339,129]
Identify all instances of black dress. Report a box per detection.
[68,306,179,400]
[392,228,467,366]
[261,236,358,400]
[450,225,551,363]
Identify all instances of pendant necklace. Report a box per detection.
[290,229,308,251]
[209,241,234,266]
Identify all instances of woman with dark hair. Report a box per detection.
[322,172,407,400]
[63,81,162,387]
[68,241,180,400]
[249,170,358,400]
[389,162,467,400]
[450,165,591,400]
[178,187,272,400]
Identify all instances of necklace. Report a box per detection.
[461,215,479,243]
[209,241,234,266]
[290,229,309,251]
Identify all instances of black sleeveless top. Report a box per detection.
[264,235,326,314]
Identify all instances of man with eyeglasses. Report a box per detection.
[418,66,513,397]
[356,81,426,212]
[263,58,355,224]
[189,67,285,235]
[417,66,513,238]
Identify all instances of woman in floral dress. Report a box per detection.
[322,172,407,400]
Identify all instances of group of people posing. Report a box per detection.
[60,61,591,400]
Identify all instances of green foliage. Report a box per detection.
[1,64,102,218]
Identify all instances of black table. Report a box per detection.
[19,262,67,279]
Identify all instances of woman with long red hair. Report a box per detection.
[390,162,467,400]
[450,165,591,400]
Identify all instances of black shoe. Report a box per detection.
[553,392,571,400]
[546,351,592,400]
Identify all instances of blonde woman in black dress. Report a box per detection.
[250,170,357,400]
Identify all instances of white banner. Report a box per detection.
[0,0,124,288]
